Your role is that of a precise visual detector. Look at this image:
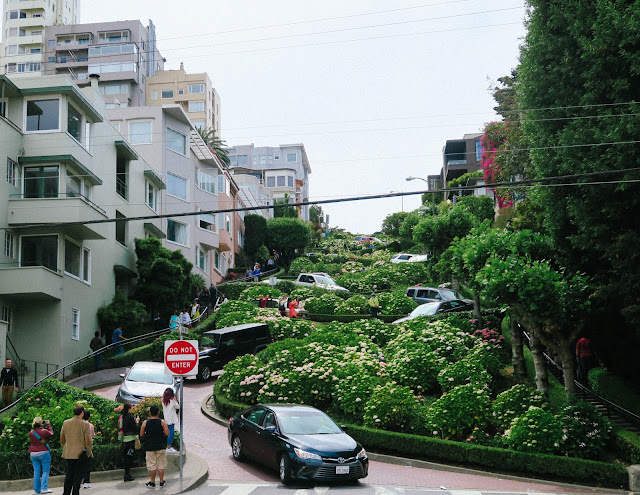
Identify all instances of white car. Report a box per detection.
[295,273,349,292]
[392,299,474,324]
[116,361,181,404]
[408,254,429,263]
[391,253,415,263]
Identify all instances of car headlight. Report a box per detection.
[294,448,321,461]
[118,388,135,399]
[357,448,367,460]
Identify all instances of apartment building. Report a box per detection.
[0,73,162,370]
[43,19,163,108]
[106,104,232,285]
[146,63,221,134]
[232,174,273,220]
[2,0,80,76]
[226,143,311,221]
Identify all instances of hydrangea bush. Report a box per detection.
[378,290,418,315]
[491,384,547,432]
[239,285,282,301]
[304,293,344,315]
[437,356,492,392]
[336,295,369,315]
[503,406,564,454]
[362,382,423,433]
[559,400,612,459]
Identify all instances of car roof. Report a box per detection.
[131,361,165,369]
[257,403,320,413]
[204,322,270,336]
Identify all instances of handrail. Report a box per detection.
[520,327,640,428]
[0,307,210,415]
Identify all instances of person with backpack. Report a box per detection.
[29,416,53,494]
[89,332,105,371]
[140,405,169,489]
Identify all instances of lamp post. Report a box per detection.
[390,191,404,212]
[405,176,429,184]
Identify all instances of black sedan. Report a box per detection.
[228,404,368,485]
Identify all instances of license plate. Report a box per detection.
[336,466,350,475]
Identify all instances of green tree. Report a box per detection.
[381,211,409,237]
[133,238,200,319]
[412,208,476,258]
[97,288,147,337]
[196,127,230,167]
[266,217,312,273]
[243,214,267,261]
[273,193,297,218]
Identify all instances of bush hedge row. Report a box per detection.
[211,382,628,488]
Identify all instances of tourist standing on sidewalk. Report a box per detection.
[61,404,92,495]
[162,388,179,452]
[119,403,139,482]
[1,358,19,407]
[89,332,105,371]
[29,416,53,494]
[81,410,95,489]
[140,405,169,489]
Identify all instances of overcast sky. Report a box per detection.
[58,1,528,233]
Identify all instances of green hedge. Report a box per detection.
[589,367,640,418]
[0,445,143,480]
[212,382,627,488]
[107,343,155,367]
[614,429,640,465]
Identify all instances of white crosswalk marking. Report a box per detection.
[218,483,268,495]
[313,487,330,495]
[292,489,318,495]
[374,486,405,495]
[449,491,483,495]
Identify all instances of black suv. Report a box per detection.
[197,323,272,381]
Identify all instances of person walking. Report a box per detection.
[89,332,105,371]
[81,410,95,489]
[169,310,180,331]
[288,298,298,318]
[576,335,596,384]
[1,358,19,407]
[118,403,139,482]
[112,325,127,356]
[162,388,179,453]
[29,416,53,494]
[252,263,262,282]
[140,405,169,489]
[60,404,92,495]
[369,292,380,319]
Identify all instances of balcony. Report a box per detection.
[218,229,233,252]
[55,34,93,49]
[195,226,218,250]
[0,264,63,301]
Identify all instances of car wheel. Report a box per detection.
[198,364,211,382]
[279,454,293,485]
[231,435,244,461]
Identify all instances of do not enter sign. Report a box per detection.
[164,340,199,376]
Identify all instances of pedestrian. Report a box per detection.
[278,296,288,316]
[29,416,53,494]
[208,283,217,308]
[89,332,105,371]
[259,294,269,308]
[272,250,279,264]
[153,314,164,332]
[162,388,179,453]
[60,403,92,495]
[576,335,596,384]
[181,308,192,328]
[369,292,380,318]
[169,310,180,331]
[118,403,138,482]
[1,358,19,407]
[81,410,95,489]
[252,263,262,282]
[140,405,169,489]
[112,324,127,356]
[288,298,298,318]
[267,257,275,269]
[191,301,199,319]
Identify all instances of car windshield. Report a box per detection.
[277,409,343,435]
[411,303,440,316]
[441,289,463,300]
[315,276,336,285]
[200,334,220,349]
[127,367,173,384]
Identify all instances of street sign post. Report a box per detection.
[164,339,199,481]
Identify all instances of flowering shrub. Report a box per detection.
[336,295,369,315]
[288,257,315,276]
[363,382,422,433]
[333,371,384,422]
[559,400,612,459]
[378,291,418,315]
[503,407,564,454]
[386,347,444,394]
[491,384,547,432]
[216,311,261,329]
[239,286,282,301]
[215,300,257,319]
[437,356,492,392]
[216,354,267,404]
[268,317,316,340]
[425,384,492,441]
[304,293,343,315]
[349,318,399,347]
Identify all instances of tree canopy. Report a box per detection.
[266,217,312,273]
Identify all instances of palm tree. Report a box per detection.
[196,127,230,167]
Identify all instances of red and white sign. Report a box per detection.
[164,340,199,376]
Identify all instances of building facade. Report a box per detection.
[226,143,311,221]
[2,0,80,76]
[146,63,221,134]
[0,73,161,372]
[43,19,163,108]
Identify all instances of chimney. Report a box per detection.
[88,73,100,90]
[180,62,184,71]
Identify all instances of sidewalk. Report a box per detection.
[0,450,208,495]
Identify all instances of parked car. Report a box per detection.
[392,299,474,324]
[228,404,368,485]
[354,236,384,244]
[294,273,349,292]
[197,323,273,381]
[408,254,429,263]
[390,253,415,263]
[116,361,180,404]
[405,285,470,305]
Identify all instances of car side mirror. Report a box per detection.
[340,425,348,431]
[265,425,277,433]
[119,373,126,379]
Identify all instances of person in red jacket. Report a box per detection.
[576,336,596,384]
[29,416,54,494]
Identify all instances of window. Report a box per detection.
[226,214,231,232]
[287,153,296,162]
[24,165,59,198]
[178,88,184,95]
[116,157,128,199]
[188,101,204,112]
[266,176,275,187]
[71,308,80,340]
[475,140,483,162]
[26,99,59,132]
[196,247,208,273]
[236,155,248,166]
[161,89,174,99]
[274,154,280,160]
[115,210,126,245]
[146,181,158,212]
[277,176,285,187]
[67,103,83,142]
[214,250,220,270]
[21,234,58,271]
[100,84,128,96]
[288,176,294,187]
[7,158,18,186]
[192,120,205,129]
[167,220,188,245]
[151,90,158,100]
[167,172,187,200]
[217,175,226,195]
[66,171,82,197]
[198,213,216,232]
[4,231,15,258]
[189,84,205,94]
[64,238,90,282]
[166,127,186,155]
[129,121,152,144]
[197,170,216,194]
[88,62,136,74]
[111,121,120,132]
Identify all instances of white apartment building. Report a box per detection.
[2,0,80,76]
[0,73,162,371]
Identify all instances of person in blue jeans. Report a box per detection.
[28,416,53,494]
[112,324,127,356]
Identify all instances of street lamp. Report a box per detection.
[390,191,404,212]
[406,176,428,184]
